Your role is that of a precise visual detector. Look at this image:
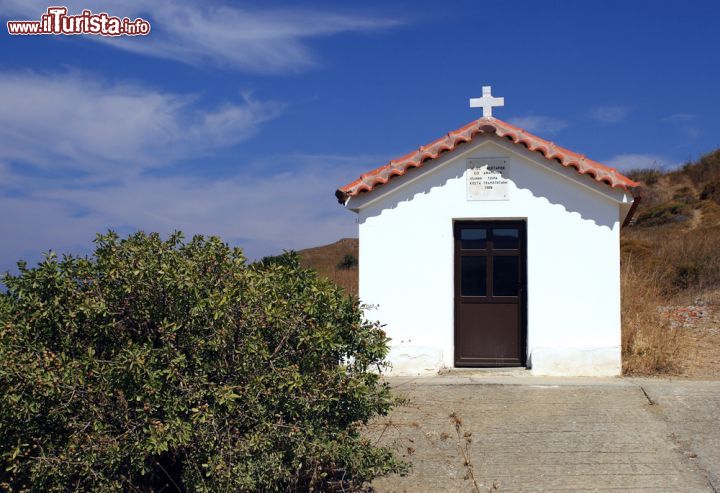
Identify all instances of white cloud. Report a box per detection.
[0,71,283,175]
[0,68,370,271]
[605,153,675,171]
[682,127,701,139]
[2,1,400,73]
[590,106,630,123]
[0,154,369,269]
[506,115,569,134]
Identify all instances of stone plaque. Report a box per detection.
[466,157,510,201]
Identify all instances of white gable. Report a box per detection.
[347,134,634,219]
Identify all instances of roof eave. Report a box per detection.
[334,117,640,204]
[621,185,643,228]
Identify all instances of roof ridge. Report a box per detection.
[335,117,641,204]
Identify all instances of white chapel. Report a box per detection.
[335,87,641,376]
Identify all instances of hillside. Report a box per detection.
[298,238,358,296]
[300,149,720,376]
[622,149,720,376]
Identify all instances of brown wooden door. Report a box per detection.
[454,221,526,367]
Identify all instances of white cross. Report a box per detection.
[469,86,504,118]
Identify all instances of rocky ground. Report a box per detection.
[660,293,720,378]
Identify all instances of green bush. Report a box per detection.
[672,185,697,204]
[0,232,405,492]
[625,167,663,186]
[680,149,720,184]
[257,251,300,268]
[336,254,358,271]
[634,200,690,227]
[700,179,720,205]
[672,260,703,290]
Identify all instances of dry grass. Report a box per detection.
[624,227,720,296]
[322,268,358,296]
[621,198,720,375]
[680,289,720,378]
[298,238,358,296]
[620,255,686,375]
[621,149,720,375]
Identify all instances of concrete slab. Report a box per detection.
[368,376,717,492]
[390,372,635,387]
[636,379,720,492]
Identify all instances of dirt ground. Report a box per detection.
[367,376,720,492]
[670,291,720,378]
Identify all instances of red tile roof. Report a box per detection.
[335,117,641,204]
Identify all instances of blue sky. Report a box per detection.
[1,0,719,271]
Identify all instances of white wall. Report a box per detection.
[351,136,627,376]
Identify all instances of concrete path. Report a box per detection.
[639,380,720,491]
[367,373,720,492]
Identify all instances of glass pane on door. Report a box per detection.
[493,256,519,296]
[493,228,519,249]
[461,256,487,296]
[460,228,487,249]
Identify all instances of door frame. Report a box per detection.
[453,219,528,368]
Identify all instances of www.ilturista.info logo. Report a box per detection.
[7,6,151,36]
